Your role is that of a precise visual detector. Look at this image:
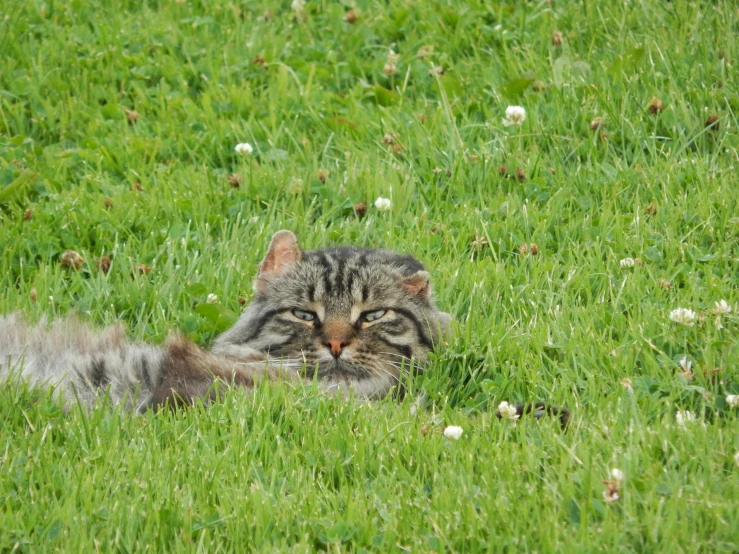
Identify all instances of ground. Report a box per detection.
[1,1,738,551]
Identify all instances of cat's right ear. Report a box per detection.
[256,230,301,292]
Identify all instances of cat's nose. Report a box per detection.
[324,338,348,358]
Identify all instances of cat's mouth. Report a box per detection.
[295,354,399,381]
[313,358,372,378]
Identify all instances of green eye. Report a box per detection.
[292,309,316,322]
[363,309,387,322]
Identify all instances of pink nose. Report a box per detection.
[325,338,348,357]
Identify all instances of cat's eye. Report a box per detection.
[362,309,387,322]
[292,309,316,322]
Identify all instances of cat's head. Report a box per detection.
[213,230,450,398]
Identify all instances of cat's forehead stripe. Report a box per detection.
[306,250,352,299]
[298,248,428,309]
[313,251,334,297]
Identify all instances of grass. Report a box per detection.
[1,0,738,551]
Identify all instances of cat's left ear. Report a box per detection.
[402,270,430,296]
[256,230,301,292]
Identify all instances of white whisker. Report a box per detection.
[376,351,414,360]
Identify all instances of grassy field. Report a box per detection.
[1,0,738,551]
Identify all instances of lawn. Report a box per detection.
[1,0,738,551]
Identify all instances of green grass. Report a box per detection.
[1,0,738,551]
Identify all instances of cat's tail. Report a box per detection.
[1,312,166,410]
[497,402,571,429]
[0,313,273,412]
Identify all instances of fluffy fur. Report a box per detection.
[0,231,450,411]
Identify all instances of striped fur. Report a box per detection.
[1,231,450,410]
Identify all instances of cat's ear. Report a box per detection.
[256,230,301,291]
[401,270,430,296]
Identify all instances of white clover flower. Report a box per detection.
[443,425,464,440]
[734,451,739,467]
[235,142,253,155]
[726,394,739,408]
[669,308,697,327]
[383,62,398,75]
[206,294,218,304]
[374,196,392,211]
[291,0,307,21]
[675,410,696,428]
[502,105,526,127]
[410,394,425,416]
[713,300,732,314]
[603,469,622,502]
[497,401,520,420]
[610,468,625,483]
[620,378,633,391]
[678,356,694,380]
[619,257,635,269]
[383,50,399,76]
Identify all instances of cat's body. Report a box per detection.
[1,231,450,411]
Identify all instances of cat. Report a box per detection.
[0,231,451,412]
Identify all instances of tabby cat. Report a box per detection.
[0,231,451,411]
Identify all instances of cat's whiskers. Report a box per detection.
[377,352,416,368]
[367,363,400,383]
[376,350,413,359]
[376,358,401,366]
[366,358,405,379]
